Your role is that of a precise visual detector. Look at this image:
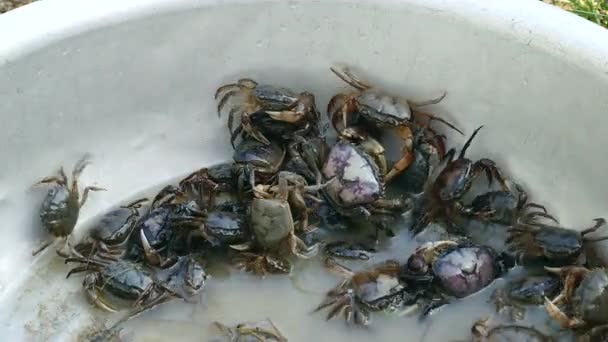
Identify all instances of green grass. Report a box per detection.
[545,0,608,28]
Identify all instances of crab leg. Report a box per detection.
[330,66,371,91]
[385,125,415,183]
[408,91,447,107]
[80,185,106,208]
[412,110,463,135]
[31,238,57,256]
[216,90,242,115]
[581,218,607,235]
[544,296,585,329]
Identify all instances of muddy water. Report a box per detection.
[0,178,574,342]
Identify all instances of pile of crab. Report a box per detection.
[32,66,608,341]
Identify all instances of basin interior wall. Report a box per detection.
[0,0,607,340]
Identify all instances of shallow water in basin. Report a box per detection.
[0,177,576,342]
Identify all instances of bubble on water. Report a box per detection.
[279,23,287,31]
[256,40,264,47]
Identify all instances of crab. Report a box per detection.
[32,155,105,256]
[215,79,320,146]
[460,181,557,227]
[313,258,420,326]
[283,135,328,185]
[507,218,608,266]
[197,210,250,248]
[413,126,513,232]
[323,241,377,261]
[322,139,411,238]
[131,185,207,267]
[470,317,553,342]
[327,66,462,183]
[212,318,288,342]
[232,174,324,277]
[400,240,508,316]
[543,266,608,330]
[73,198,148,261]
[491,274,561,320]
[180,138,287,209]
[64,254,206,313]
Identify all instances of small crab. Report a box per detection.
[400,240,508,316]
[322,139,411,237]
[179,163,235,208]
[391,133,444,195]
[283,135,328,185]
[180,139,287,208]
[543,266,608,329]
[132,185,207,267]
[491,274,561,320]
[314,258,420,326]
[323,241,376,261]
[254,171,326,233]
[470,317,553,342]
[73,198,148,260]
[507,218,608,266]
[212,318,288,342]
[32,155,105,256]
[215,79,319,146]
[190,209,250,249]
[64,254,206,314]
[460,181,557,227]
[232,174,323,277]
[414,126,511,232]
[327,66,461,182]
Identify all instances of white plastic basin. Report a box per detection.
[1,0,607,341]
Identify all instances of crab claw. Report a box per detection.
[83,273,118,313]
[229,241,253,251]
[140,230,163,266]
[544,296,584,329]
[544,266,564,275]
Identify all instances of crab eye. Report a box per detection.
[407,255,427,274]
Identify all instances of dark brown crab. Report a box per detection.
[414,126,514,232]
[215,79,319,146]
[508,218,608,266]
[73,198,148,261]
[470,317,554,342]
[212,318,287,342]
[543,266,608,330]
[64,254,206,313]
[179,137,287,208]
[327,66,461,182]
[491,273,561,321]
[32,155,105,256]
[460,181,557,227]
[313,258,420,326]
[132,185,207,267]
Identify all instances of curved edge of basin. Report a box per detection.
[0,0,607,78]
